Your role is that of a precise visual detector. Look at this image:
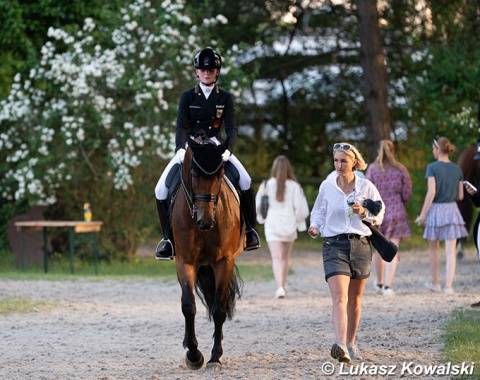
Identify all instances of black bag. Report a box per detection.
[259,181,269,219]
[363,221,398,262]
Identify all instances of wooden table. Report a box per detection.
[14,221,103,274]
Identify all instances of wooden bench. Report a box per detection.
[14,221,103,274]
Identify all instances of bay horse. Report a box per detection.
[456,144,480,259]
[172,132,245,371]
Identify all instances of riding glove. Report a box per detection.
[222,149,231,162]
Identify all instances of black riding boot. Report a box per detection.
[155,199,174,260]
[241,187,261,251]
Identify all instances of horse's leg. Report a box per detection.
[179,263,204,370]
[206,258,234,371]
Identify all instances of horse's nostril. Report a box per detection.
[197,220,215,231]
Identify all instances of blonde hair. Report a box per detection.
[333,142,368,171]
[270,155,298,202]
[374,139,403,171]
[434,136,456,154]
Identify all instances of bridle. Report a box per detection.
[181,151,224,219]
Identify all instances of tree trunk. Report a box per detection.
[355,0,391,161]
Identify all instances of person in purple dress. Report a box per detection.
[417,136,468,295]
[366,140,412,296]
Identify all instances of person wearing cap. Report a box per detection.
[154,47,260,259]
[308,142,384,364]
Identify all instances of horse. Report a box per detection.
[456,144,480,259]
[171,132,245,371]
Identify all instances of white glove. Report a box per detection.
[222,149,231,162]
[175,148,186,163]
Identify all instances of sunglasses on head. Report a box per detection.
[333,143,352,151]
[433,138,440,149]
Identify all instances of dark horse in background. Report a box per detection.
[172,132,245,371]
[457,144,480,259]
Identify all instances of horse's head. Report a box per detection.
[185,132,229,231]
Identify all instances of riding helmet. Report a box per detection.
[194,48,222,70]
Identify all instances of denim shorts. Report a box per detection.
[322,235,372,281]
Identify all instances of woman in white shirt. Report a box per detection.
[309,142,384,363]
[256,156,310,299]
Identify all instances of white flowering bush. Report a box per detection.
[0,0,245,257]
[0,0,234,205]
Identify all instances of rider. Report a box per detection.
[154,47,260,259]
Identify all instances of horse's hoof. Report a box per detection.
[185,351,204,370]
[206,362,222,372]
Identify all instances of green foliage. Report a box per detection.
[0,0,124,96]
[2,1,480,259]
[0,0,244,259]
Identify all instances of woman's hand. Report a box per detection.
[351,202,367,217]
[308,226,319,238]
[416,214,426,225]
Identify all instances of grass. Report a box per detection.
[0,297,58,315]
[0,249,273,282]
[440,309,480,379]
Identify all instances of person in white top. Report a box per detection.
[308,142,384,363]
[256,156,310,299]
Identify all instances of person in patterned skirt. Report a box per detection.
[366,139,412,296]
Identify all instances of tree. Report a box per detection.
[355,0,391,161]
[0,0,245,258]
[0,0,123,96]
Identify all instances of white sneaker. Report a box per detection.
[443,287,455,295]
[275,287,286,299]
[373,280,383,293]
[383,287,395,296]
[425,281,441,293]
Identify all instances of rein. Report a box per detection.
[181,152,224,219]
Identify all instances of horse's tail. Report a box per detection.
[195,265,244,321]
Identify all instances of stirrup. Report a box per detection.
[244,229,260,251]
[155,239,174,260]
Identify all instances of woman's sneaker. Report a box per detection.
[443,287,455,295]
[331,342,351,363]
[347,343,362,360]
[383,287,395,296]
[373,280,383,294]
[425,281,441,293]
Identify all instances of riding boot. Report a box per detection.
[241,187,261,251]
[155,199,174,260]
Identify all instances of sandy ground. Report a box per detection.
[1,246,479,380]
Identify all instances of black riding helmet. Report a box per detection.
[194,47,222,71]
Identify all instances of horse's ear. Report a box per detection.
[188,135,199,149]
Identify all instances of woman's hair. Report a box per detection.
[373,139,403,171]
[434,136,456,154]
[270,155,297,202]
[333,142,368,171]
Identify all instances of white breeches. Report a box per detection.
[154,138,251,200]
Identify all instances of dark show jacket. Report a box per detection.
[175,84,237,153]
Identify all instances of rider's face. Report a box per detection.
[196,69,218,84]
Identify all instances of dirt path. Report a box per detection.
[1,247,479,379]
